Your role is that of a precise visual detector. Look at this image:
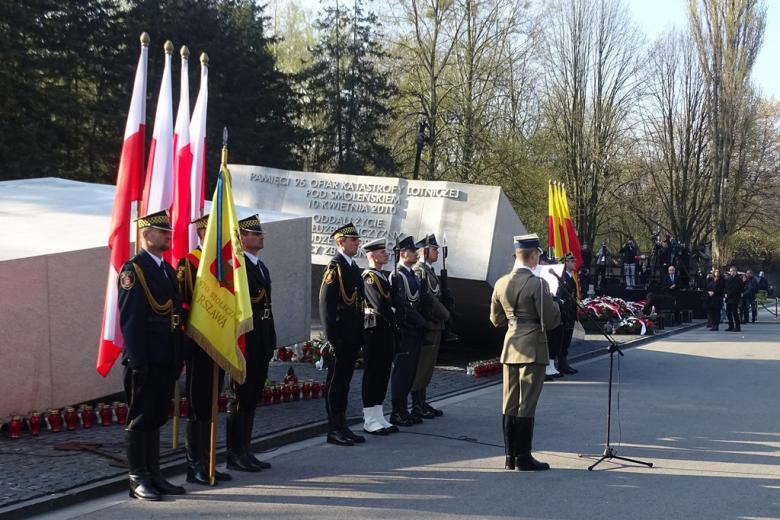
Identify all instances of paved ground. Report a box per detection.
[23,310,780,520]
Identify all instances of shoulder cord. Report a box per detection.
[398,270,419,302]
[132,263,173,315]
[364,271,391,300]
[336,263,357,305]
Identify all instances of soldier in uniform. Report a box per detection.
[410,234,451,420]
[118,210,186,500]
[319,222,366,446]
[389,235,428,427]
[227,215,277,471]
[490,233,561,471]
[360,238,398,435]
[556,252,579,375]
[179,214,232,485]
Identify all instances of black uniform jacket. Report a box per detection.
[118,250,180,368]
[363,268,396,327]
[319,253,365,349]
[245,254,277,357]
[390,265,427,335]
[557,270,578,329]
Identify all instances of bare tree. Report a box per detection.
[688,0,765,264]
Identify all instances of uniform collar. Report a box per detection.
[339,250,354,267]
[245,251,260,266]
[513,259,533,273]
[144,249,163,267]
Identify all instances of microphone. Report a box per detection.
[548,268,563,280]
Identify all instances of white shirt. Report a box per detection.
[339,250,355,267]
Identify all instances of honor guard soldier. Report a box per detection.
[227,215,277,471]
[410,234,451,420]
[556,252,579,375]
[490,233,560,471]
[118,210,186,500]
[179,214,232,485]
[388,235,428,427]
[319,222,366,446]
[360,238,399,435]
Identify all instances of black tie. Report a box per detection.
[160,262,168,280]
[256,261,264,280]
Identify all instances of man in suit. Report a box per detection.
[118,210,186,500]
[663,265,680,294]
[180,214,232,485]
[360,238,398,436]
[389,235,428,427]
[319,222,366,446]
[725,266,743,332]
[490,233,561,471]
[556,252,579,375]
[227,215,277,471]
[411,234,451,420]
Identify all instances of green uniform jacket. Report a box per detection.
[490,267,561,365]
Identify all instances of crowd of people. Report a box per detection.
[703,267,771,331]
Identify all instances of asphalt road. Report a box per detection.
[37,318,780,520]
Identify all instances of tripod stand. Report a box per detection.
[549,269,653,471]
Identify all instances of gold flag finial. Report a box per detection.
[200,52,209,65]
[181,45,190,59]
[221,127,229,168]
[164,40,174,54]
[140,32,150,47]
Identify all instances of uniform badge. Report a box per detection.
[324,269,336,285]
[120,270,135,290]
[366,276,374,285]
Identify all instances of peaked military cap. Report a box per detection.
[415,233,439,249]
[330,222,360,239]
[513,233,543,253]
[136,210,171,231]
[563,251,576,262]
[397,235,416,251]
[192,213,210,231]
[362,237,387,252]
[238,214,264,233]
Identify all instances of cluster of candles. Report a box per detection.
[5,402,128,439]
[466,359,502,378]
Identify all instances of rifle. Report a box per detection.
[440,232,449,298]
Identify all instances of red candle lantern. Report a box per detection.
[8,415,23,439]
[301,381,311,400]
[282,384,293,403]
[292,382,301,401]
[272,385,283,404]
[99,404,113,426]
[218,394,228,413]
[47,409,63,432]
[310,381,321,399]
[179,397,188,417]
[114,402,128,425]
[28,412,43,436]
[263,386,273,406]
[80,405,94,429]
[63,407,78,431]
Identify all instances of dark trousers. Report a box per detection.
[186,345,225,421]
[545,326,564,359]
[708,307,720,329]
[726,301,741,330]
[230,347,272,415]
[559,327,574,359]
[390,331,422,410]
[124,363,177,432]
[325,343,360,416]
[362,324,394,407]
[740,299,757,323]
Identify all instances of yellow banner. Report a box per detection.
[186,155,251,384]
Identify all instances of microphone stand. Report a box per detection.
[550,269,653,471]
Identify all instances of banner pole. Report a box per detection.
[209,362,219,486]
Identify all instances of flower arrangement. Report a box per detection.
[578,296,656,336]
[466,358,502,377]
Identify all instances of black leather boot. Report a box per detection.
[226,412,260,471]
[244,411,271,469]
[411,391,435,420]
[557,355,578,375]
[514,417,549,471]
[326,412,354,446]
[338,412,365,444]
[126,430,161,501]
[186,420,211,485]
[503,415,516,470]
[147,429,186,494]
[389,399,414,427]
[421,389,443,417]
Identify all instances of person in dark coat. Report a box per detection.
[705,271,722,331]
[740,270,758,324]
[118,210,185,501]
[319,222,366,446]
[663,265,681,294]
[724,267,743,332]
[227,215,277,471]
[556,252,579,375]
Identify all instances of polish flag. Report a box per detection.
[97,34,149,377]
[141,41,175,227]
[171,46,193,268]
[188,53,209,250]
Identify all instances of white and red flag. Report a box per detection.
[171,46,193,268]
[188,53,209,250]
[141,41,175,225]
[97,33,149,377]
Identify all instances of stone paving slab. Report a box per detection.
[0,318,706,514]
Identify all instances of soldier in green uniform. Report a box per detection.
[179,214,232,485]
[319,222,366,446]
[118,210,186,500]
[490,233,561,471]
[410,234,451,419]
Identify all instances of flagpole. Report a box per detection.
[135,31,150,257]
